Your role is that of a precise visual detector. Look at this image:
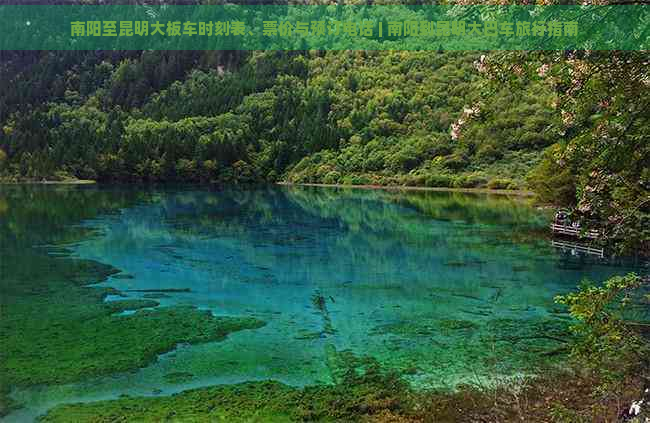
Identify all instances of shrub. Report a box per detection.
[443,153,469,171]
[78,165,97,181]
[555,274,647,389]
[341,175,371,185]
[403,174,426,187]
[526,144,576,205]
[454,175,488,188]
[351,175,371,185]
[232,160,256,183]
[52,170,74,181]
[176,159,197,181]
[429,139,454,157]
[425,174,454,188]
[200,160,218,181]
[476,144,504,163]
[386,148,421,173]
[364,150,386,172]
[322,171,341,185]
[487,178,517,190]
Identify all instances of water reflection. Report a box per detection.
[0,185,644,421]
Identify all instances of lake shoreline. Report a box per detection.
[0,179,535,197]
[278,181,535,197]
[0,179,96,185]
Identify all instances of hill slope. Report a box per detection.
[0,50,556,189]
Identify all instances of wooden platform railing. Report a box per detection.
[551,240,605,258]
[550,223,600,239]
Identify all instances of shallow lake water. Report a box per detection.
[0,185,644,421]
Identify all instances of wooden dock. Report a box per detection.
[550,223,600,239]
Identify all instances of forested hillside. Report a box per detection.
[0,49,556,189]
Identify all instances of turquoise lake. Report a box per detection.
[0,185,644,421]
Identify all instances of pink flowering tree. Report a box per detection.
[480,48,648,254]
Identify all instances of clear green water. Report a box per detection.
[0,185,643,422]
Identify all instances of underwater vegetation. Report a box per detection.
[0,187,266,417]
[38,343,650,423]
[40,348,415,423]
[0,249,265,417]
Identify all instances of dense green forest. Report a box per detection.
[0,49,555,187]
[0,6,648,254]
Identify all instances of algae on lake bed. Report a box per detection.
[0,187,268,416]
[40,348,414,423]
[0,248,265,417]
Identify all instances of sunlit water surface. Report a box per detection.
[1,185,644,422]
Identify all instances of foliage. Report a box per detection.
[525,143,576,206]
[487,178,516,190]
[0,50,554,190]
[482,49,649,254]
[555,273,648,387]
